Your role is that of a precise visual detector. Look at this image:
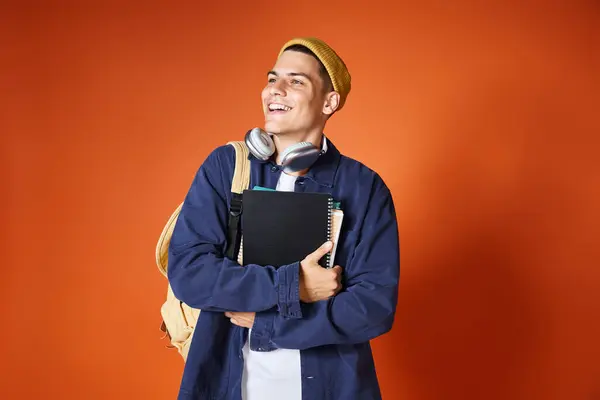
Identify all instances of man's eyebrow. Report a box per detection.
[267,71,313,81]
[289,72,313,81]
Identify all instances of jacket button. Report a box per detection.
[271,166,278,172]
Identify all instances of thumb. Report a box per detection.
[332,265,343,274]
[307,241,333,263]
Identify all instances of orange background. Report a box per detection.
[2,1,599,399]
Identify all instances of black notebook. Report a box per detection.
[241,189,333,268]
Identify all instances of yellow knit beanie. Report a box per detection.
[278,37,351,111]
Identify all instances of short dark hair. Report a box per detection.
[283,44,333,93]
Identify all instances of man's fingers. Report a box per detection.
[307,241,333,263]
[225,312,255,329]
[230,317,253,328]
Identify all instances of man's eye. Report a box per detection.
[268,78,276,83]
[291,79,303,85]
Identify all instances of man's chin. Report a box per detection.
[264,122,283,135]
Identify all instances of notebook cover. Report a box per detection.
[241,190,332,268]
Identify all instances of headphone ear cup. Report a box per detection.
[280,142,321,173]
[245,128,275,160]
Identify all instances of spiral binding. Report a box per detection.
[325,197,333,267]
[237,236,244,265]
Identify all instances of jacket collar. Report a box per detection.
[248,134,341,188]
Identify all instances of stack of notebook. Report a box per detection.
[239,188,343,269]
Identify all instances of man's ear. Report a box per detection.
[322,91,340,116]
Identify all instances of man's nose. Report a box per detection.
[269,80,286,96]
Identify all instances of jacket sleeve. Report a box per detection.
[167,146,302,318]
[249,178,399,351]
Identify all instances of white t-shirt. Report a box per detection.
[241,171,302,400]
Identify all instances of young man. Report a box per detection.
[168,37,400,400]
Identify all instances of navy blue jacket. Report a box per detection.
[168,138,400,400]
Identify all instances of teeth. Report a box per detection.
[269,103,291,111]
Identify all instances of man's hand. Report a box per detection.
[225,311,255,328]
[300,241,343,303]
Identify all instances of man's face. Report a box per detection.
[262,50,328,136]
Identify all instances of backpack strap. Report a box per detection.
[224,141,250,260]
[227,141,251,194]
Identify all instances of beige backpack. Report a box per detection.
[155,141,250,361]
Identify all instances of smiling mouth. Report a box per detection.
[267,103,293,114]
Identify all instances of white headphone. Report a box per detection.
[244,128,323,173]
